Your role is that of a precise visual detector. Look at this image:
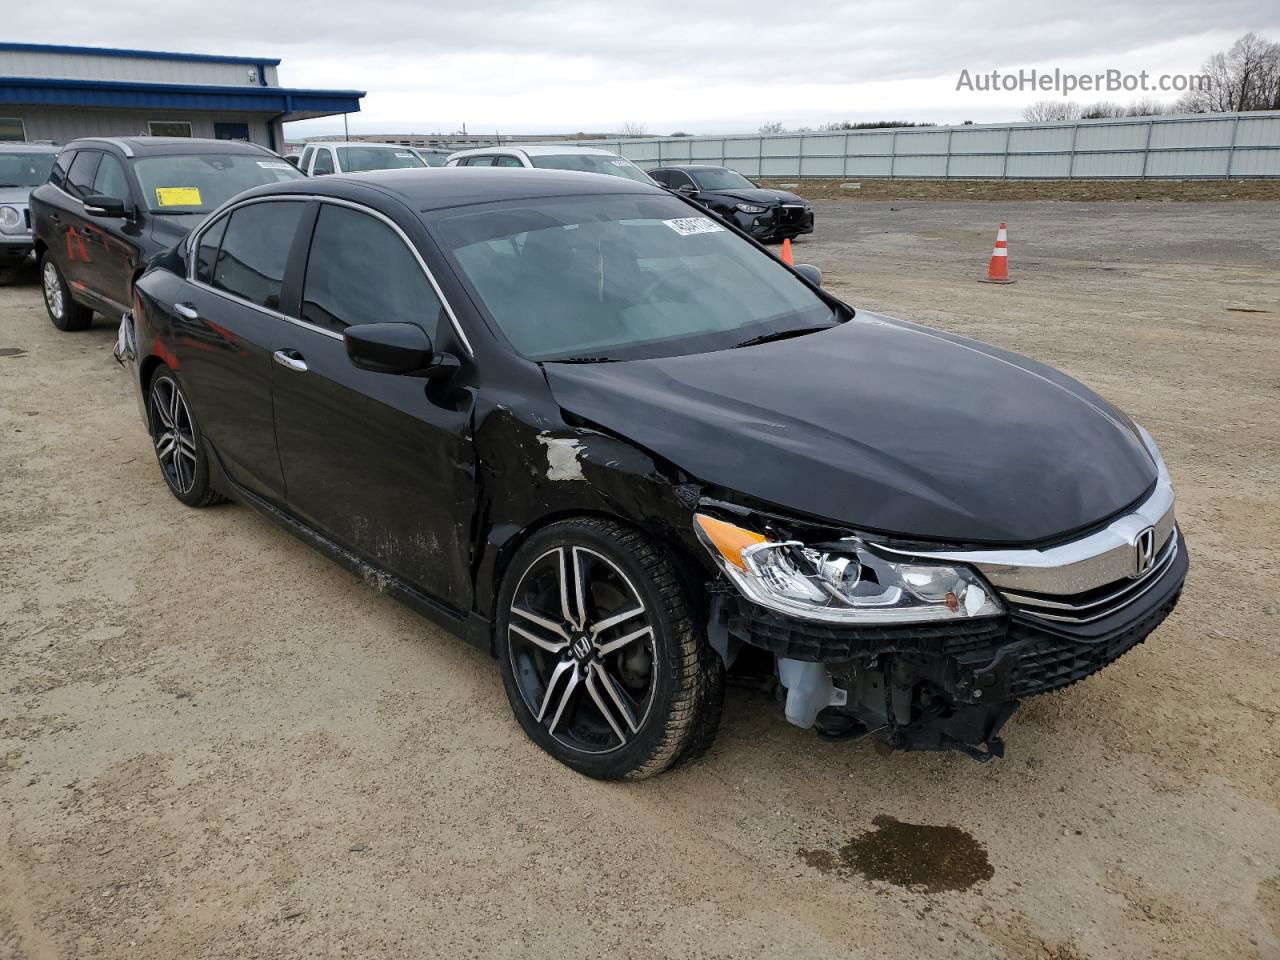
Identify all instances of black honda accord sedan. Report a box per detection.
[116,168,1186,778]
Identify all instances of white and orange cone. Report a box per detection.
[979,222,1014,284]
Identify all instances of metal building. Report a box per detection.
[0,42,364,152]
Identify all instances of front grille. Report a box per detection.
[1007,589,1179,696]
[774,205,805,225]
[1000,531,1179,624]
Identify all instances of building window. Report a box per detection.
[0,118,26,141]
[148,121,193,138]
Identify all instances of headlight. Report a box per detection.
[0,206,20,229]
[735,203,768,214]
[695,513,1003,624]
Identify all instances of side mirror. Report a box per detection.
[793,263,822,287]
[284,155,300,167]
[344,322,456,378]
[83,195,127,218]
[676,183,697,194]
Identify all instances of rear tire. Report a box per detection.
[146,364,223,508]
[496,517,722,780]
[41,255,92,331]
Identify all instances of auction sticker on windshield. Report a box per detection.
[154,187,202,207]
[664,217,724,237]
[256,160,292,170]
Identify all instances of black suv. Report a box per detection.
[648,165,814,242]
[115,169,1185,779]
[30,137,304,331]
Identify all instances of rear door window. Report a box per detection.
[493,155,524,168]
[301,203,442,338]
[50,150,75,189]
[212,201,305,311]
[65,151,101,198]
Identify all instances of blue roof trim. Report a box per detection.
[0,77,363,118]
[0,42,281,67]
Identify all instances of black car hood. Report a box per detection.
[713,187,803,206]
[544,314,1157,545]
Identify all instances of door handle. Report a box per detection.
[272,349,308,373]
[173,302,199,320]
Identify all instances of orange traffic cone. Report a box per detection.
[979,223,1014,283]
[780,237,794,265]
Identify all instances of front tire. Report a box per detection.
[147,365,222,508]
[41,255,92,331]
[496,518,722,780]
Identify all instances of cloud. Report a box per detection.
[6,0,1278,133]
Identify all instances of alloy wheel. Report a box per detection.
[507,546,658,755]
[42,261,63,319]
[149,376,199,495]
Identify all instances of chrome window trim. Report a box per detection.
[185,193,474,356]
[880,425,1176,597]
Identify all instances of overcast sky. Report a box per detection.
[8,1,1280,137]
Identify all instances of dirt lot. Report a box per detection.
[2,199,1279,960]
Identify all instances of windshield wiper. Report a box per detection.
[733,326,832,349]
[545,356,617,364]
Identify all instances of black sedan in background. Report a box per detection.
[30,136,304,331]
[648,165,814,241]
[117,168,1184,779]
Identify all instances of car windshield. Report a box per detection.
[133,153,305,213]
[0,151,56,187]
[691,168,757,191]
[435,193,835,362]
[528,154,653,183]
[335,147,427,172]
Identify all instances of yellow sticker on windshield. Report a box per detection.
[155,186,202,207]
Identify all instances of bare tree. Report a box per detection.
[619,121,649,137]
[758,121,785,134]
[1177,32,1280,113]
[1079,101,1125,119]
[1022,100,1081,123]
[1124,98,1167,117]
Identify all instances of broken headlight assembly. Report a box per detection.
[694,513,1003,625]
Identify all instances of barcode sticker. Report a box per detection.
[395,152,415,158]
[663,217,724,236]
[257,160,292,170]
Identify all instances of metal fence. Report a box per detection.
[570,111,1280,179]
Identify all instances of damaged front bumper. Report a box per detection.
[710,529,1188,761]
[113,311,148,428]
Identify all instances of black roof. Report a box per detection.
[66,136,276,158]
[263,167,664,212]
[647,164,729,172]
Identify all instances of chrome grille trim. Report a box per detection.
[878,425,1174,597]
[1001,531,1179,624]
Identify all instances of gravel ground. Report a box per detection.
[1,199,1278,960]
